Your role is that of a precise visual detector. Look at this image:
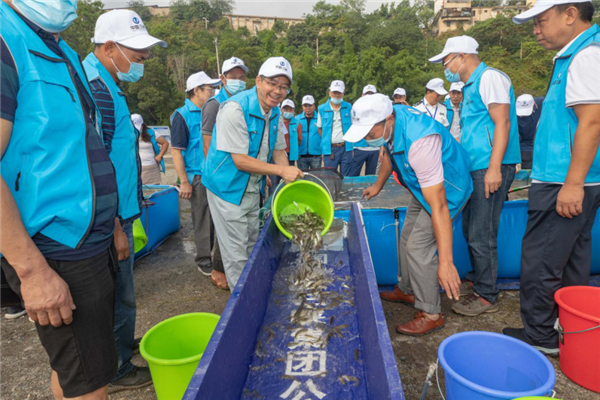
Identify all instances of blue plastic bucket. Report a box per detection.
[439,331,556,400]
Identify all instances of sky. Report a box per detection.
[100,0,397,19]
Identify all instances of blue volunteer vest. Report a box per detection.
[388,105,473,220]
[171,99,204,183]
[148,128,165,172]
[83,53,141,221]
[0,4,104,248]
[297,112,321,155]
[318,100,364,153]
[460,62,521,171]
[533,24,600,183]
[203,87,280,205]
[444,98,462,133]
[287,117,300,161]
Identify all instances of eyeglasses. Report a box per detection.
[201,86,216,93]
[263,77,291,94]
[443,55,459,69]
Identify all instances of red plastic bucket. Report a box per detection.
[554,286,600,393]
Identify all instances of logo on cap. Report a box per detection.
[232,58,238,63]
[280,61,285,66]
[133,16,140,24]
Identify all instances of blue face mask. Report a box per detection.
[112,45,144,83]
[283,112,295,120]
[330,97,343,105]
[13,0,78,33]
[444,59,464,83]
[225,79,246,96]
[366,123,391,147]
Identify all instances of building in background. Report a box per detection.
[226,14,304,35]
[432,0,536,36]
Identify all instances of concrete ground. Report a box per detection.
[1,156,597,399]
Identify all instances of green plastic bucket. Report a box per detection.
[272,180,334,239]
[140,313,220,400]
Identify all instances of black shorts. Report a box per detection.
[1,247,118,397]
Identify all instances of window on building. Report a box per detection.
[268,19,274,23]
[232,17,237,21]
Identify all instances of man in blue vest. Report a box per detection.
[201,57,248,290]
[515,94,544,170]
[84,9,166,391]
[348,94,472,336]
[1,1,119,397]
[172,71,221,283]
[347,85,381,176]
[504,0,600,356]
[430,35,521,317]
[297,95,322,171]
[318,80,354,176]
[203,57,304,291]
[445,82,464,141]
[281,99,301,166]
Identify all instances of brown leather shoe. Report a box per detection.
[380,287,415,305]
[396,312,444,336]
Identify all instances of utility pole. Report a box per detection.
[214,37,221,76]
[202,17,208,30]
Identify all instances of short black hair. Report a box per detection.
[187,88,196,98]
[554,2,594,22]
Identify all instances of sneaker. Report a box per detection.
[459,280,475,297]
[5,305,27,319]
[197,264,213,276]
[502,327,559,357]
[132,337,142,356]
[108,366,153,393]
[452,293,499,317]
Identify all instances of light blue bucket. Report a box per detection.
[438,331,556,400]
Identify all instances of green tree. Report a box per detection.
[127,0,152,21]
[61,0,104,55]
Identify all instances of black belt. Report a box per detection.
[331,143,345,147]
[301,154,320,158]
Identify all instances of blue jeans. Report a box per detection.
[297,156,321,171]
[113,222,136,380]
[348,149,379,176]
[323,146,352,176]
[462,165,516,303]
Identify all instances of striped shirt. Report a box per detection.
[89,78,143,224]
[0,15,118,261]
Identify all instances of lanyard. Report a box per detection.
[423,99,438,120]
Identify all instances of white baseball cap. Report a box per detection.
[302,95,315,105]
[393,88,406,97]
[426,78,448,96]
[92,10,167,49]
[186,71,220,92]
[222,56,249,74]
[131,113,143,131]
[362,84,377,95]
[258,57,293,83]
[281,99,295,109]
[429,36,479,64]
[513,0,591,24]
[516,94,535,116]
[449,82,465,92]
[344,94,394,143]
[330,80,345,93]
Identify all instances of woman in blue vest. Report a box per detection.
[297,95,322,170]
[504,0,600,356]
[430,35,521,317]
[317,80,355,176]
[84,9,166,390]
[132,114,169,185]
[203,57,304,291]
[1,1,120,397]
[347,94,472,336]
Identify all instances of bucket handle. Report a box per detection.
[269,172,334,212]
[554,318,600,335]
